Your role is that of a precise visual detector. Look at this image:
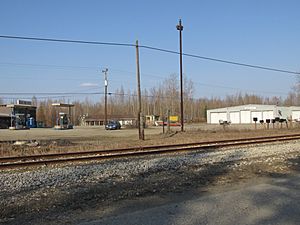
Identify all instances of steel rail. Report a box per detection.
[1,134,300,169]
[1,133,300,162]
[0,132,296,145]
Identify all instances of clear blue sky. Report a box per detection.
[0,0,299,102]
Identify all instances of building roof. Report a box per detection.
[207,104,300,113]
[52,103,74,107]
[0,113,11,118]
[83,115,136,121]
[0,104,37,109]
[0,107,12,114]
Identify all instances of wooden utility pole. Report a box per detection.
[102,68,108,127]
[162,116,165,134]
[167,109,170,133]
[176,19,184,132]
[136,40,144,140]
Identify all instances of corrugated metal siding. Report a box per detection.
[207,105,300,124]
[292,111,300,120]
[240,111,251,123]
[262,111,274,120]
[229,112,240,124]
[210,112,227,124]
[251,111,263,123]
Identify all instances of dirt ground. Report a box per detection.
[2,123,300,224]
[1,142,300,225]
[1,123,300,157]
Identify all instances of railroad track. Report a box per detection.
[1,133,300,169]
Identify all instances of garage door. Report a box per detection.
[240,110,251,123]
[251,111,263,123]
[292,111,300,121]
[229,112,240,124]
[210,112,227,124]
[262,111,274,120]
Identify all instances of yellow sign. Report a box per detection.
[169,116,179,122]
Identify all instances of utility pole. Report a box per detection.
[102,68,108,127]
[176,19,184,132]
[136,40,144,140]
[167,109,171,133]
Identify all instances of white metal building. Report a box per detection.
[207,104,300,124]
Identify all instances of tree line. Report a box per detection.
[2,74,299,127]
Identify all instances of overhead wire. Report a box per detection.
[0,62,169,80]
[0,62,99,70]
[193,81,289,96]
[140,45,300,75]
[0,35,299,75]
[0,75,100,81]
[0,89,291,101]
[0,61,286,95]
[0,35,296,101]
[0,35,135,47]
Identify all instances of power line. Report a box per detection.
[0,62,99,70]
[0,76,289,96]
[0,61,289,95]
[0,92,104,96]
[1,75,100,81]
[0,61,168,81]
[193,81,289,96]
[0,35,299,75]
[140,45,300,75]
[0,89,291,100]
[0,35,134,47]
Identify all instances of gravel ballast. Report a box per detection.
[1,140,300,224]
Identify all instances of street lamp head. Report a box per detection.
[176,19,183,31]
[102,68,108,86]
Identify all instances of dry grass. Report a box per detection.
[1,123,300,157]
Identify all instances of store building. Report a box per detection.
[0,100,37,129]
[207,104,300,124]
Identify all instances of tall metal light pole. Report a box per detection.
[102,68,108,127]
[176,19,184,132]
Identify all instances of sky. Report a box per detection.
[0,0,300,103]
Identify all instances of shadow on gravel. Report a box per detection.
[229,172,300,225]
[76,150,243,225]
[238,154,300,225]
[288,155,300,173]
[0,148,244,225]
[94,174,300,225]
[230,161,300,225]
[10,148,300,225]
[167,156,300,225]
[93,155,300,225]
[80,153,300,225]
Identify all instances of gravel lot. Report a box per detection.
[0,126,171,141]
[1,139,300,224]
[0,123,297,141]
